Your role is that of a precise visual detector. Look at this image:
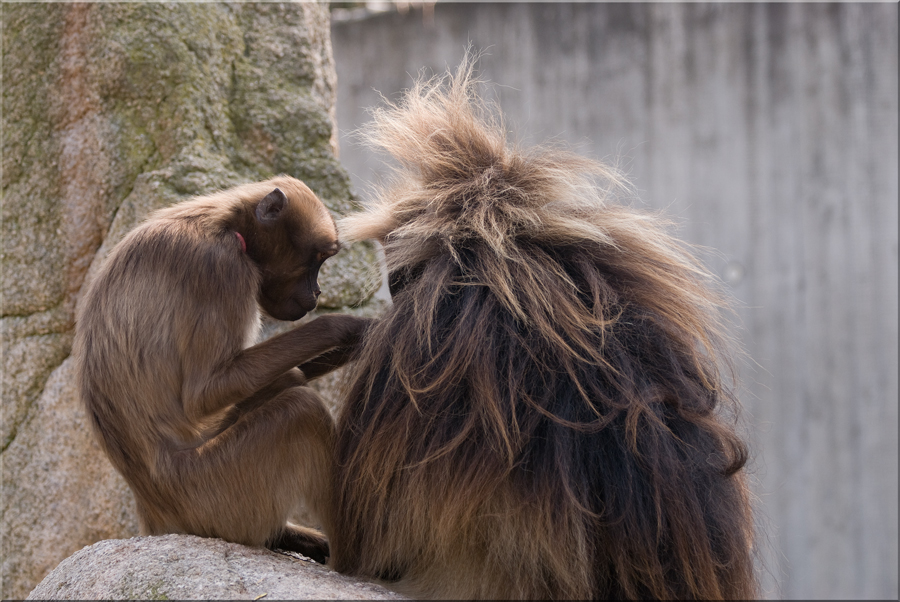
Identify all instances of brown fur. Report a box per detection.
[333,61,757,599]
[74,175,369,561]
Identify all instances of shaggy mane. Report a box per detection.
[335,58,755,600]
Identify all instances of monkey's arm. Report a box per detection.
[206,369,308,438]
[184,314,370,420]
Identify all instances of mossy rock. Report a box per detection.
[1,4,377,599]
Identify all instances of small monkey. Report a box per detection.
[74,176,367,562]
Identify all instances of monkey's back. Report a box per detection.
[333,242,755,599]
[74,212,258,482]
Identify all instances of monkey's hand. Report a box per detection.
[299,346,355,380]
[307,314,373,346]
[297,315,373,380]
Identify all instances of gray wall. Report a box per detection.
[331,3,898,599]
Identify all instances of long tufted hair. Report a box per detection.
[333,57,756,600]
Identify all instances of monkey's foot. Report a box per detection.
[270,524,329,564]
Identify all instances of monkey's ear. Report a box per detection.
[256,188,286,223]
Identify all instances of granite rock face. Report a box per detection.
[27,534,407,601]
[1,4,378,599]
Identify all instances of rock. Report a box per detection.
[27,534,407,600]
[1,3,380,598]
[1,358,141,601]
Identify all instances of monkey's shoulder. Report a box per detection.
[108,218,248,276]
[83,218,257,325]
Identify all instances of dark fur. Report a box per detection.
[74,176,368,561]
[332,62,757,599]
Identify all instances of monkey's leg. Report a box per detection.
[167,385,336,560]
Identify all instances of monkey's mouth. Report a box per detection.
[296,293,319,314]
[262,292,317,322]
[284,295,318,321]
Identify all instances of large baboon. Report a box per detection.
[74,176,368,562]
[332,63,757,599]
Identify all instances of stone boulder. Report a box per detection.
[2,3,379,599]
[27,534,407,600]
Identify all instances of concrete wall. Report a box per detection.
[331,3,898,599]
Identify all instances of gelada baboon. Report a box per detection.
[333,61,757,599]
[74,176,368,562]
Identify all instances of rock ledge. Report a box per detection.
[27,534,406,600]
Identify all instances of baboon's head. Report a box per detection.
[239,179,339,321]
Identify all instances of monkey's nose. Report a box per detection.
[314,288,321,298]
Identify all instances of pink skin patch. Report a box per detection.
[235,231,247,253]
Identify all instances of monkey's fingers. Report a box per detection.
[298,346,356,380]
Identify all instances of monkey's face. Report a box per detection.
[258,250,333,321]
[244,187,339,322]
